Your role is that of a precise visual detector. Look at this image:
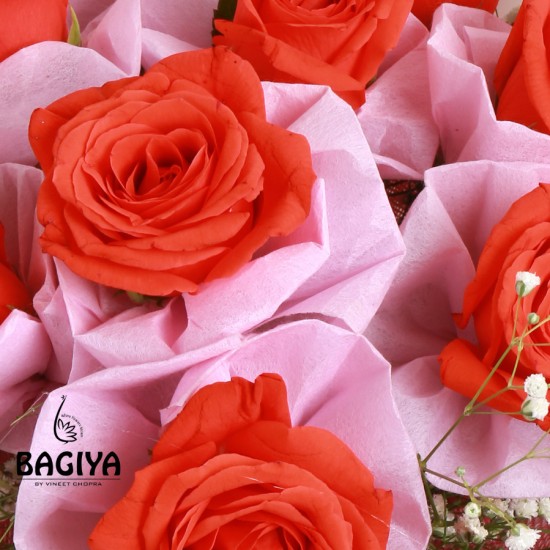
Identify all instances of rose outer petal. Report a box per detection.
[150,47,267,119]
[459,184,550,327]
[153,373,292,461]
[439,338,524,414]
[494,0,550,134]
[89,374,391,549]
[213,21,367,110]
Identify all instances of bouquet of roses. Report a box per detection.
[1,0,550,548]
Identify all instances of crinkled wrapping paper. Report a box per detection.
[0,44,125,165]
[367,161,550,497]
[358,5,550,182]
[358,14,439,180]
[13,320,431,549]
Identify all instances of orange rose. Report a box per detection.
[213,0,413,110]
[0,0,68,63]
[439,184,550,427]
[494,0,550,135]
[0,224,32,324]
[31,47,315,296]
[89,373,393,549]
[411,0,498,27]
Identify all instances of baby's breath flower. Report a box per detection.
[464,515,488,542]
[505,524,541,550]
[515,272,541,297]
[539,497,550,522]
[521,397,549,421]
[510,499,539,520]
[487,498,510,515]
[524,374,548,399]
[464,501,481,518]
[455,466,466,478]
[527,312,540,325]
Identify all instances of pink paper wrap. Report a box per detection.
[358,14,439,180]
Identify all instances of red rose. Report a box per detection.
[213,0,413,109]
[0,0,68,63]
[0,224,32,324]
[439,184,550,427]
[411,0,498,27]
[89,373,393,549]
[31,47,315,296]
[494,0,550,135]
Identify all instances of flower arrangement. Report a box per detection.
[1,0,550,549]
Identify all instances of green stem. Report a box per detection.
[422,414,466,464]
[472,455,529,491]
[0,515,14,544]
[473,428,550,491]
[418,455,441,523]
[465,342,514,413]
[423,468,466,489]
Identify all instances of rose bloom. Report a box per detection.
[31,47,315,296]
[212,0,413,109]
[439,184,550,428]
[0,0,68,62]
[89,373,392,549]
[411,0,498,27]
[0,223,32,324]
[494,0,550,135]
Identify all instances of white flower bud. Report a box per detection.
[515,272,541,297]
[455,466,466,478]
[505,524,541,550]
[527,312,540,325]
[464,515,488,541]
[521,397,549,421]
[464,502,481,518]
[487,498,510,515]
[524,374,548,399]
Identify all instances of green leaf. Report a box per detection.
[125,291,166,306]
[67,4,82,47]
[126,291,147,305]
